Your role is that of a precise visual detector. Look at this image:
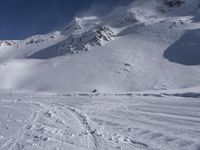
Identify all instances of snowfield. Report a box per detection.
[0,90,200,150]
[0,0,200,149]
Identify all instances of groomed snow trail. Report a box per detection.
[0,91,200,150]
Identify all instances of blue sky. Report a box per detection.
[0,0,132,40]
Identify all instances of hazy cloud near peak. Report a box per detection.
[0,0,133,40]
[76,0,133,17]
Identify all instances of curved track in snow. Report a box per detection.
[0,100,98,150]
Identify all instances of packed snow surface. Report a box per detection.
[0,90,200,150]
[0,0,200,149]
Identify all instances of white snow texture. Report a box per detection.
[0,0,200,150]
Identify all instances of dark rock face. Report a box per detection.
[57,25,114,55]
[165,0,185,7]
[25,39,45,45]
[0,41,16,47]
[28,25,115,59]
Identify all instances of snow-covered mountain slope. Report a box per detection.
[0,0,200,93]
[1,1,200,150]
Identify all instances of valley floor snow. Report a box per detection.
[0,90,200,150]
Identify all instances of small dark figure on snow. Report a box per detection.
[92,89,97,93]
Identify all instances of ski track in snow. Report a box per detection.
[0,92,200,150]
[0,100,95,150]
